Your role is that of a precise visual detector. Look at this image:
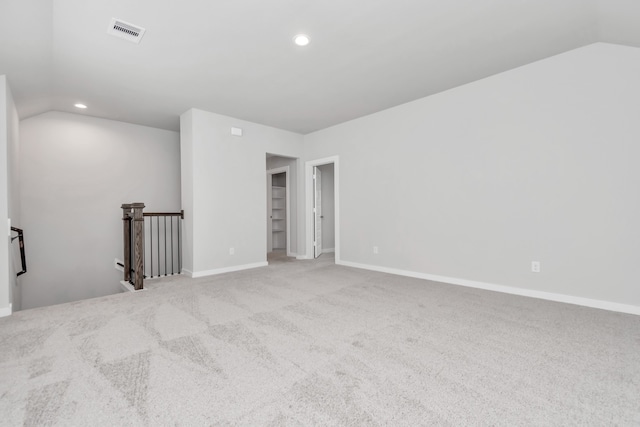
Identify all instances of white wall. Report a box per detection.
[20,111,180,309]
[181,109,303,276]
[6,77,21,312]
[0,75,20,316]
[304,43,640,310]
[318,163,335,251]
[267,155,299,255]
[180,110,195,279]
[0,77,11,315]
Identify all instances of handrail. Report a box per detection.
[144,210,184,218]
[10,227,27,277]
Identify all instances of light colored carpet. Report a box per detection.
[1,253,639,426]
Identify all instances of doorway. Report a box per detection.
[267,167,290,256]
[305,156,339,262]
[266,153,299,260]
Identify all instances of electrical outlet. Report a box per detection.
[373,246,379,255]
[229,248,235,255]
[531,261,541,273]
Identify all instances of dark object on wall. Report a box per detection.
[11,227,27,277]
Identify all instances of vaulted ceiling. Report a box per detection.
[1,0,639,134]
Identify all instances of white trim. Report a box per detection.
[305,156,340,263]
[322,248,335,253]
[190,261,268,278]
[182,268,194,278]
[0,304,12,317]
[337,260,640,316]
[296,255,312,260]
[119,281,147,293]
[266,166,292,257]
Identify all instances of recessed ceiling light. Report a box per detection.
[74,103,88,109]
[293,34,310,46]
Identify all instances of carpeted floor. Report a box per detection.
[1,253,639,426]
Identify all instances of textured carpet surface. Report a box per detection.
[1,253,640,426]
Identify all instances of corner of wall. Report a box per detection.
[179,110,195,274]
[183,108,304,273]
[0,76,11,311]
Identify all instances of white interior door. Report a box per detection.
[314,166,322,258]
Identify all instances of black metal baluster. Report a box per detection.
[149,217,153,278]
[129,218,133,283]
[157,215,160,277]
[130,218,134,284]
[142,218,146,279]
[143,218,146,278]
[171,216,174,275]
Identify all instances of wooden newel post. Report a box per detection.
[121,204,132,283]
[131,203,145,290]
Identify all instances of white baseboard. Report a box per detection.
[0,304,12,317]
[337,260,640,316]
[296,255,312,260]
[189,262,268,278]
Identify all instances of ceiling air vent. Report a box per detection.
[107,18,146,44]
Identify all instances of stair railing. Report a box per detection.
[143,210,184,279]
[121,203,183,290]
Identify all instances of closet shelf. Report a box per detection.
[271,180,287,250]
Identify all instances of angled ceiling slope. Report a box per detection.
[1,0,640,134]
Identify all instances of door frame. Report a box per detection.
[305,156,340,262]
[313,166,322,258]
[266,166,291,256]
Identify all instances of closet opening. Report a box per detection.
[266,154,298,262]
